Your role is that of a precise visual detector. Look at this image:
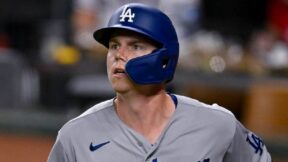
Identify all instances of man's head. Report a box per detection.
[93,3,179,85]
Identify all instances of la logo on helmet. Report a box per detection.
[119,5,135,22]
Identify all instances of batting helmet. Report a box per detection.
[93,3,179,84]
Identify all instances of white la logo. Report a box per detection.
[119,5,135,22]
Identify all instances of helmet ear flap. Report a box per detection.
[125,48,170,84]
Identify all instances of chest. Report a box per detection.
[72,126,229,162]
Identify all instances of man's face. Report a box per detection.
[106,30,158,93]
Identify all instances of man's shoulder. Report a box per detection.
[175,94,237,139]
[176,94,235,117]
[73,99,115,120]
[175,94,237,129]
[59,99,114,134]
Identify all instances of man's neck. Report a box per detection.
[114,90,175,144]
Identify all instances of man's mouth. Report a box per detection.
[114,68,126,74]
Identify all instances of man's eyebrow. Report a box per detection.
[128,39,145,45]
[109,38,118,43]
[109,37,145,44]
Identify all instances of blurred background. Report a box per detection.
[0,0,287,161]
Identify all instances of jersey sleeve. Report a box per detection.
[47,131,75,162]
[223,121,272,162]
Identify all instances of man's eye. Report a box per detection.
[109,43,119,50]
[132,44,144,50]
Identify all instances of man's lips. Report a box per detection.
[113,68,126,76]
[114,68,125,74]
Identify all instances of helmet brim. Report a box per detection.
[93,26,161,48]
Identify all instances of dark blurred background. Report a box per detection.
[0,0,287,161]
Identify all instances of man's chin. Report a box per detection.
[112,84,131,94]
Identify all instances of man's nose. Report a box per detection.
[115,47,128,61]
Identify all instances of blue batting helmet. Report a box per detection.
[93,3,179,84]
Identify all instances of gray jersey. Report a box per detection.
[47,95,271,162]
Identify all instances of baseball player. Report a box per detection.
[47,3,272,162]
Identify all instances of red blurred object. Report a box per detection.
[268,0,288,43]
[0,33,10,48]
